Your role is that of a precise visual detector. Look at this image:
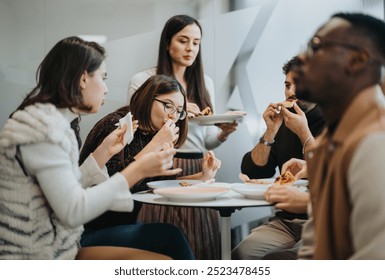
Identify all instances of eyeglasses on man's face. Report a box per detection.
[306,36,363,58]
[154,98,187,120]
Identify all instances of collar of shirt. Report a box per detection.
[332,85,385,145]
[58,108,79,123]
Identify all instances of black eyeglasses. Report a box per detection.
[154,98,187,120]
[306,36,364,58]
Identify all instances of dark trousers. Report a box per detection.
[81,223,195,260]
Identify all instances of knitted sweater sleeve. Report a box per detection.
[20,142,133,228]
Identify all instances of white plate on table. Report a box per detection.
[189,114,244,126]
[232,183,270,200]
[246,178,309,187]
[233,180,308,200]
[153,186,230,202]
[147,179,203,189]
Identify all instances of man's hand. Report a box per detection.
[280,103,311,140]
[281,158,307,180]
[263,103,284,135]
[264,184,309,213]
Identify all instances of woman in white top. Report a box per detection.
[128,15,237,259]
[0,36,193,260]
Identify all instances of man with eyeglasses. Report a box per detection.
[292,13,385,259]
[232,56,326,260]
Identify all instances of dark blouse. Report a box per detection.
[79,105,177,230]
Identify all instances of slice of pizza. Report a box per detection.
[274,170,296,185]
[281,100,295,108]
[201,107,213,116]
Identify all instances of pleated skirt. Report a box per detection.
[137,156,221,260]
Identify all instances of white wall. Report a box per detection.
[1,0,384,231]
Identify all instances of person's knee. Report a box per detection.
[232,239,255,260]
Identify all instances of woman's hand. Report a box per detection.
[186,102,202,118]
[201,150,221,181]
[216,122,238,142]
[122,144,182,186]
[281,158,307,179]
[92,124,129,169]
[137,119,179,159]
[153,119,179,145]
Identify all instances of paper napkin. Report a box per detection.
[118,112,134,146]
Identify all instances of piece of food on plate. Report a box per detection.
[274,170,296,185]
[239,173,272,185]
[200,106,212,116]
[179,181,194,187]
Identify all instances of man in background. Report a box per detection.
[232,56,325,260]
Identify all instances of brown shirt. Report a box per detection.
[305,86,385,259]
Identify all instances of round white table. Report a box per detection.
[132,190,272,260]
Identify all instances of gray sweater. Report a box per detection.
[0,103,83,259]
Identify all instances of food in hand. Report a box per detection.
[274,170,296,185]
[281,100,295,108]
[201,107,213,116]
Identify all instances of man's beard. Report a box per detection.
[287,94,313,113]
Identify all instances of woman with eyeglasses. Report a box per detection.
[78,75,219,258]
[127,15,236,260]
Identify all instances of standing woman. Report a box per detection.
[0,36,188,259]
[128,15,237,259]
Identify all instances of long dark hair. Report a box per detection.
[156,15,213,111]
[130,75,188,147]
[16,36,106,112]
[14,36,106,148]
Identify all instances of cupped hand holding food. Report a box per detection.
[263,103,284,134]
[281,158,308,180]
[135,120,179,160]
[201,150,221,181]
[280,103,311,139]
[186,102,202,118]
[92,124,128,168]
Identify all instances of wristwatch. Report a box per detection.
[259,136,275,146]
